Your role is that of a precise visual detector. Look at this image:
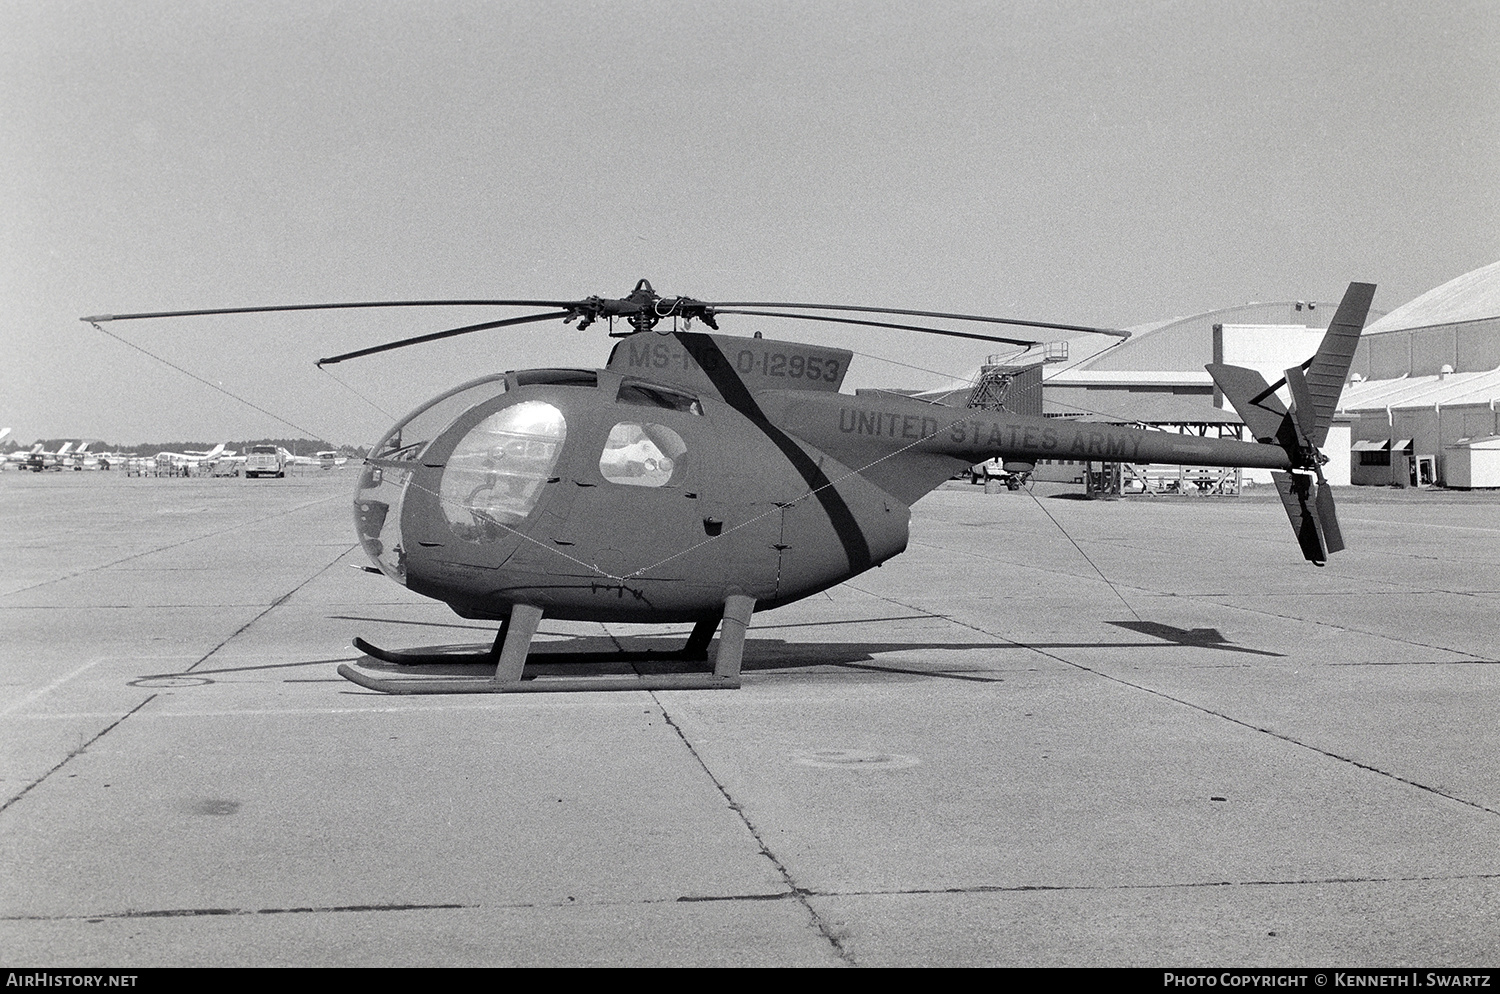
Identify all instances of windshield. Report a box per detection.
[369,374,509,464]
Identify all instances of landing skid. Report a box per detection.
[352,636,500,666]
[337,595,753,694]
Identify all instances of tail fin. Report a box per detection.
[1207,282,1375,565]
[1298,283,1375,445]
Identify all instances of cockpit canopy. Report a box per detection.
[355,373,513,581]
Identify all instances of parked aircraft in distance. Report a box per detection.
[154,443,229,472]
[3,445,41,469]
[300,450,348,469]
[23,441,82,471]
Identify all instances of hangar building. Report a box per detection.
[1337,260,1500,487]
[1041,296,1374,487]
[1036,261,1500,489]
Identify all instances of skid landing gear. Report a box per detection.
[336,595,754,694]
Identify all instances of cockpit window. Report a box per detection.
[599,422,686,488]
[616,381,703,415]
[370,374,508,463]
[440,401,566,542]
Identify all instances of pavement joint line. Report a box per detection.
[13,869,1500,924]
[0,492,347,598]
[913,530,1499,597]
[647,690,856,966]
[1,902,476,922]
[0,603,359,611]
[912,536,1498,603]
[0,695,157,817]
[1325,659,1500,666]
[854,587,1500,821]
[12,697,695,719]
[1338,516,1500,535]
[182,544,358,674]
[1176,588,1500,598]
[794,870,1500,899]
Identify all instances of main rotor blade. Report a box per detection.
[317,310,572,366]
[704,300,1130,339]
[82,299,583,323]
[711,309,1043,347]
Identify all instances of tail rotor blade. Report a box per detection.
[1283,364,1320,450]
[1316,477,1345,555]
[1272,470,1330,565]
[1207,282,1374,566]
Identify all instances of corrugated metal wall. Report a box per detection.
[1349,317,1500,379]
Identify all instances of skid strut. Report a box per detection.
[337,595,754,694]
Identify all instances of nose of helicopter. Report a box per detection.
[350,372,515,584]
[353,462,409,583]
[351,376,573,588]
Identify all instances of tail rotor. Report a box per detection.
[1207,282,1376,565]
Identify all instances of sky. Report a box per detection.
[3,0,1497,446]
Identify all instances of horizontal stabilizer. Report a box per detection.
[1206,363,1297,449]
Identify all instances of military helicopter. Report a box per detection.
[84,279,1374,694]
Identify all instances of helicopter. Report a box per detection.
[84,279,1374,694]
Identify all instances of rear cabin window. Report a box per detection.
[598,422,686,488]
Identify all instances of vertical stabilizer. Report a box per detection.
[1301,282,1375,446]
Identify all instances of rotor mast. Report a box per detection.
[568,279,720,335]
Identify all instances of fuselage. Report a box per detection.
[353,330,1290,624]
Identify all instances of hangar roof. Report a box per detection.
[1364,260,1500,335]
[1055,299,1374,375]
[1339,367,1500,411]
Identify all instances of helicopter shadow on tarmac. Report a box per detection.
[324,614,1284,686]
[123,615,1284,689]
